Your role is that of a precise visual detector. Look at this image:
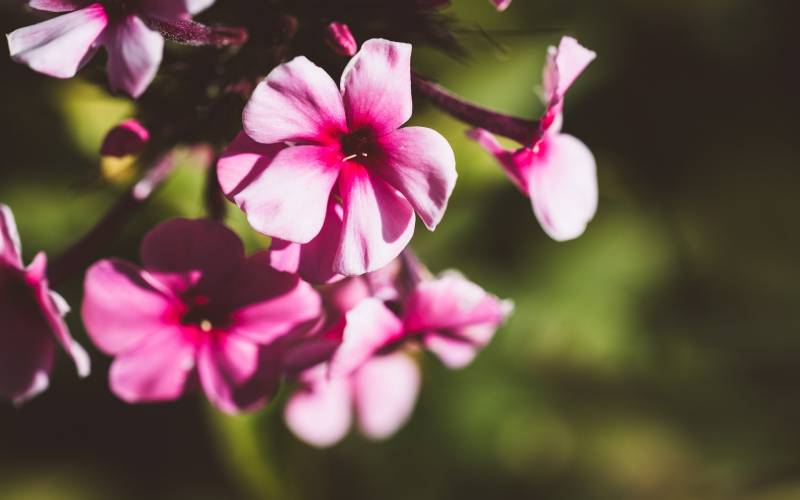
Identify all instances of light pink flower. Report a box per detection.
[0,204,90,405]
[284,270,511,447]
[7,0,215,98]
[489,0,512,11]
[469,36,597,241]
[217,38,458,277]
[81,218,321,414]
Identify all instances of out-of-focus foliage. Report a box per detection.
[1,0,799,499]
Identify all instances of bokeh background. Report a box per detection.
[2,0,799,498]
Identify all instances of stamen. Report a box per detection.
[342,154,358,162]
[361,153,368,157]
[200,320,212,332]
[532,145,540,154]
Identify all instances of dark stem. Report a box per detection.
[148,18,248,47]
[48,155,176,288]
[204,160,226,221]
[411,71,542,147]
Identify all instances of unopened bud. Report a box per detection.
[325,22,357,57]
[100,119,149,158]
[489,0,512,11]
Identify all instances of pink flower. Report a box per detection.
[81,218,322,414]
[99,118,149,157]
[0,204,90,405]
[324,22,357,57]
[217,38,458,277]
[284,270,511,447]
[7,0,215,98]
[468,36,597,241]
[489,0,512,11]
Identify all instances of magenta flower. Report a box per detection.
[7,0,215,98]
[0,204,90,404]
[469,36,597,241]
[217,38,458,277]
[99,118,149,157]
[81,218,322,414]
[284,271,510,447]
[324,22,358,57]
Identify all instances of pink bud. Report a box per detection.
[490,0,512,11]
[99,119,150,158]
[325,22,357,57]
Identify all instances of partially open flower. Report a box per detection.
[81,218,321,414]
[0,204,90,405]
[468,37,597,241]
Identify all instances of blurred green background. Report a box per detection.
[2,0,799,498]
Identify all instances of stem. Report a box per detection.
[48,154,176,288]
[411,71,542,147]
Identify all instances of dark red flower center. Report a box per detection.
[340,128,377,162]
[102,0,137,22]
[180,297,231,332]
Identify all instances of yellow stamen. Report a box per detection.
[200,320,212,332]
[342,154,358,162]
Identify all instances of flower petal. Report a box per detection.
[335,162,415,276]
[103,14,163,98]
[466,128,529,192]
[233,145,342,244]
[109,325,196,403]
[7,4,108,79]
[225,252,322,345]
[243,56,347,145]
[29,0,92,12]
[329,298,405,378]
[197,333,282,414]
[371,126,457,230]
[270,199,344,285]
[0,204,23,268]
[528,134,598,241]
[340,39,412,137]
[141,218,246,301]
[99,118,150,157]
[217,131,287,200]
[354,353,420,440]
[488,0,512,11]
[82,259,178,355]
[284,365,353,447]
[423,333,481,369]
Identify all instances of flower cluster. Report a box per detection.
[2,0,597,446]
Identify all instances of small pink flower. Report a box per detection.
[99,118,149,157]
[81,218,321,414]
[469,36,597,241]
[324,22,357,56]
[489,0,512,11]
[0,204,90,405]
[217,38,458,277]
[284,270,510,447]
[7,0,215,98]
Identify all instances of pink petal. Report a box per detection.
[404,274,507,333]
[423,333,480,369]
[488,0,512,11]
[103,14,163,98]
[340,39,412,137]
[285,365,353,447]
[325,22,358,57]
[335,162,415,276]
[99,118,149,157]
[320,276,371,325]
[371,126,457,230]
[225,252,322,345]
[269,199,344,285]
[141,218,246,301]
[28,253,90,378]
[138,0,214,20]
[233,145,342,244]
[0,204,23,268]
[217,131,287,200]
[197,333,282,414]
[0,265,55,403]
[543,36,596,109]
[528,134,598,241]
[243,56,347,145]
[8,4,108,79]
[82,259,178,355]
[109,325,196,403]
[329,298,405,378]
[29,0,92,12]
[466,128,529,192]
[354,353,420,440]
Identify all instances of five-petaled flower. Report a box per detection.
[0,204,90,405]
[217,38,458,278]
[81,218,321,414]
[284,269,511,447]
[7,0,215,98]
[469,36,597,241]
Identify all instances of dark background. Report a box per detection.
[1,0,799,498]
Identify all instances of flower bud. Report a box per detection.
[99,119,150,158]
[325,22,358,57]
[490,0,512,11]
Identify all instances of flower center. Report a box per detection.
[102,0,137,22]
[180,297,229,332]
[340,128,376,162]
